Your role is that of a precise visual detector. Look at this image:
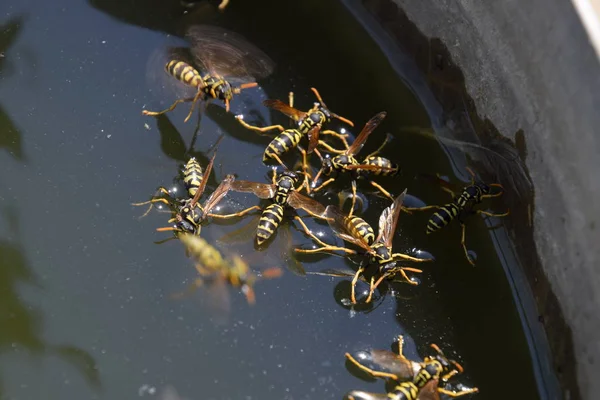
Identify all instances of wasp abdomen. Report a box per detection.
[387,382,419,400]
[166,60,203,88]
[263,130,303,162]
[363,156,400,176]
[347,216,375,245]
[257,203,285,245]
[183,158,203,197]
[426,203,460,234]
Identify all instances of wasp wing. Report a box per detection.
[230,179,276,199]
[368,349,418,380]
[324,205,373,253]
[202,174,235,214]
[342,164,396,173]
[306,124,321,154]
[416,379,441,400]
[262,99,307,121]
[346,111,386,156]
[186,25,274,82]
[344,391,389,400]
[376,189,406,247]
[286,191,326,217]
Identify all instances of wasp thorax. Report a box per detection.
[278,171,298,188]
[476,181,491,195]
[371,244,391,263]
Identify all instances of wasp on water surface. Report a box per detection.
[311,111,400,213]
[177,233,283,305]
[405,168,509,266]
[230,168,327,246]
[156,152,260,235]
[143,25,274,122]
[295,188,431,304]
[344,335,478,400]
[236,87,353,163]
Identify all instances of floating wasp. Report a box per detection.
[131,156,207,219]
[156,152,260,235]
[236,88,353,164]
[296,189,431,304]
[230,169,327,246]
[311,111,399,212]
[143,25,274,122]
[177,233,283,306]
[405,168,509,266]
[344,335,478,400]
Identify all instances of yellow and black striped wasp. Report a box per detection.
[295,189,431,304]
[310,111,399,213]
[344,335,478,400]
[405,168,509,266]
[176,233,283,312]
[235,88,353,163]
[230,168,327,246]
[143,25,274,122]
[155,152,260,235]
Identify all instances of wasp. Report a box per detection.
[235,88,353,163]
[344,335,478,400]
[156,152,261,235]
[405,168,509,266]
[177,233,283,306]
[295,189,431,304]
[131,156,208,219]
[143,25,274,122]
[310,111,400,213]
[230,168,327,246]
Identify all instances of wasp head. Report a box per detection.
[321,155,334,176]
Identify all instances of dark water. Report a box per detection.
[0,0,546,399]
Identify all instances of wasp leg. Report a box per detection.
[365,133,392,159]
[142,96,196,118]
[311,178,335,193]
[477,209,510,218]
[183,89,206,123]
[403,205,440,212]
[395,267,421,285]
[131,189,172,218]
[441,369,460,382]
[350,267,365,304]
[317,139,347,154]
[391,252,432,263]
[368,181,394,201]
[294,216,356,255]
[345,352,400,380]
[208,206,262,219]
[365,274,385,303]
[460,223,475,266]
[235,116,284,134]
[321,129,350,149]
[437,387,479,397]
[349,181,358,217]
[298,147,312,194]
[218,0,230,11]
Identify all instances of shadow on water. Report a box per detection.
[0,15,27,162]
[0,206,102,396]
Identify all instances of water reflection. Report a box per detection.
[0,16,26,162]
[0,207,101,395]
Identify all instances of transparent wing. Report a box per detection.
[186,25,274,81]
[202,174,235,214]
[347,111,386,156]
[376,189,406,247]
[286,191,326,217]
[263,99,307,121]
[368,349,417,380]
[230,180,276,199]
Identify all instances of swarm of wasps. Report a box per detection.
[135,23,509,398]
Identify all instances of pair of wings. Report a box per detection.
[324,188,407,253]
[184,25,274,82]
[184,151,235,218]
[229,179,326,216]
